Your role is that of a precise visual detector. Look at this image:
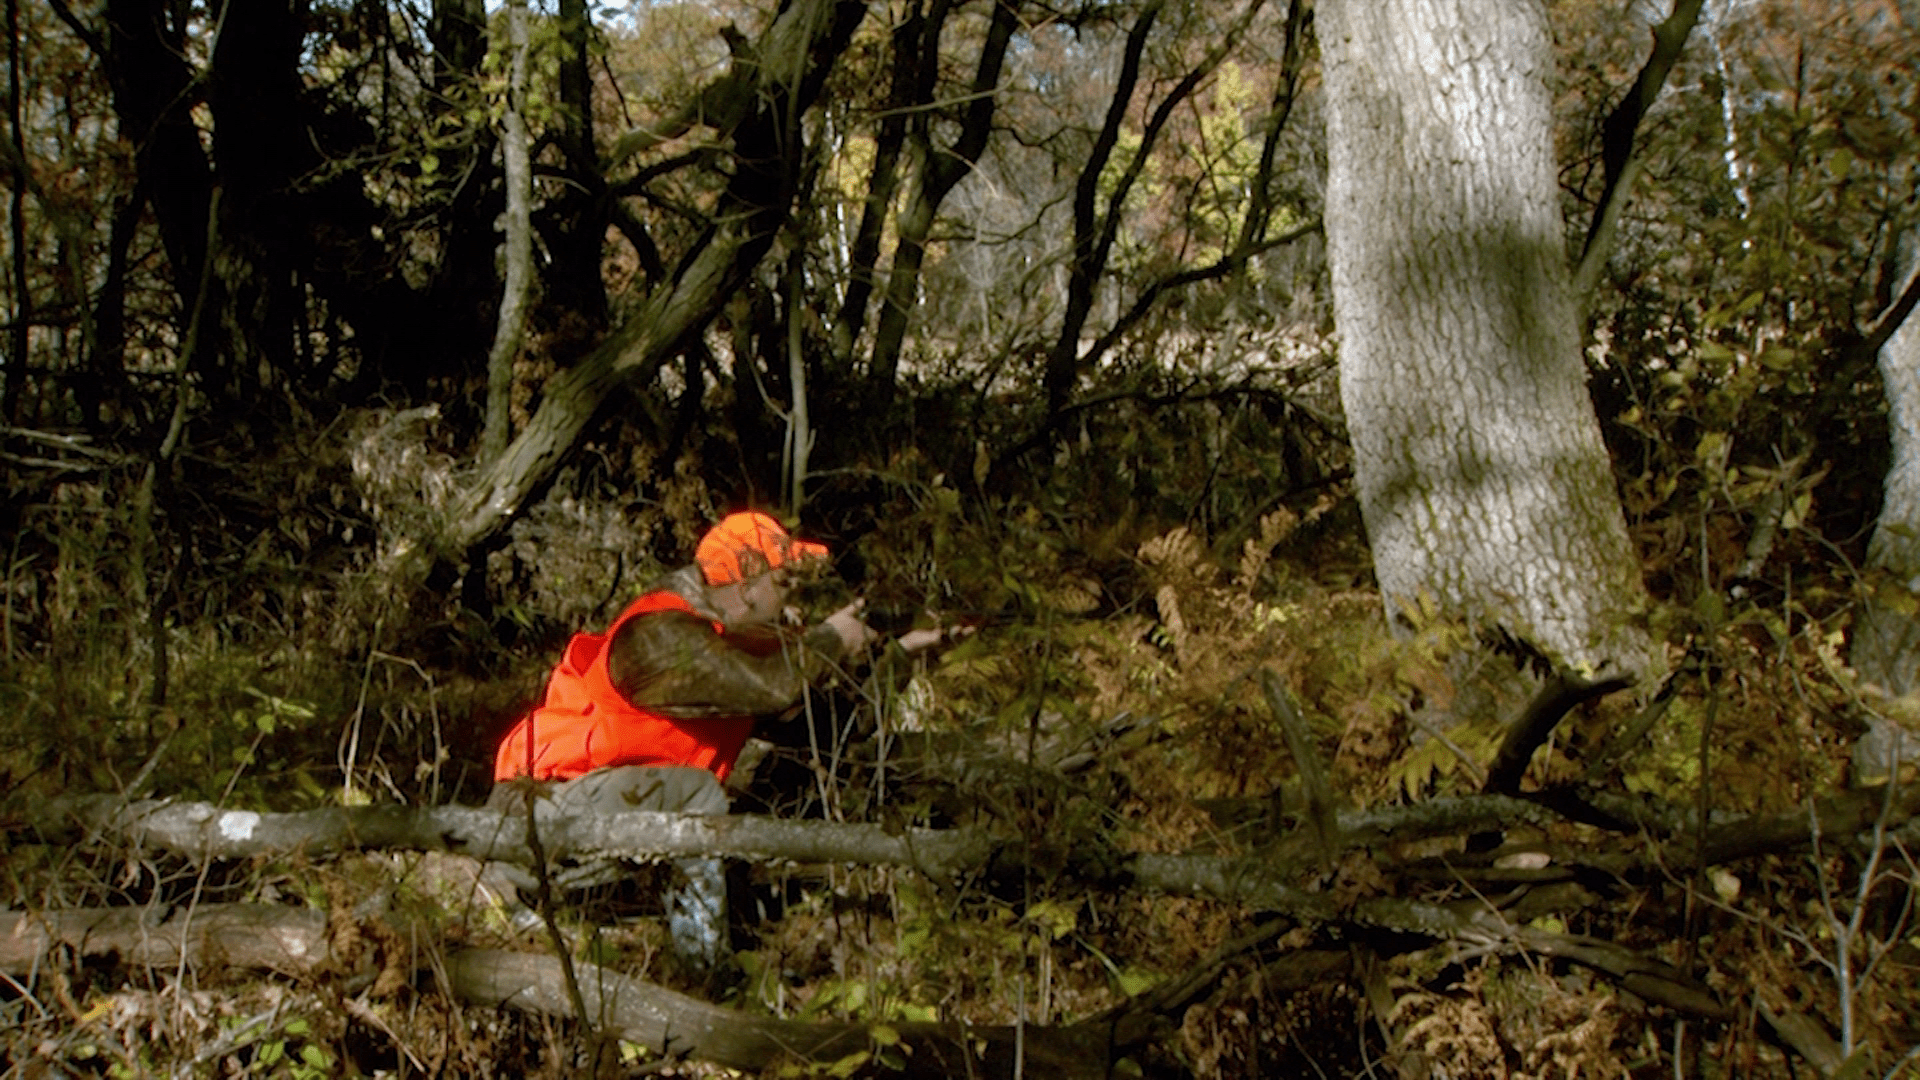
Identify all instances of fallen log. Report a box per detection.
[0,894,1749,1072]
[13,795,1536,924]
[20,783,1918,920]
[22,796,1000,878]
[0,903,330,976]
[0,903,1113,1079]
[14,790,1577,882]
[445,948,1109,1077]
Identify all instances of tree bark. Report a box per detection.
[541,0,610,328]
[1318,0,1652,678]
[28,797,1000,878]
[5,0,28,425]
[481,0,535,466]
[1850,237,1920,778]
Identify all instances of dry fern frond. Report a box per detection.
[1138,527,1209,581]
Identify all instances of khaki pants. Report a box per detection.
[487,765,731,969]
[490,764,730,818]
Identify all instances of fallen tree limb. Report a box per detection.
[22,782,1919,910]
[12,780,1902,1079]
[1692,781,1920,869]
[0,894,1748,1069]
[446,949,1109,1078]
[0,904,1113,1079]
[18,795,1571,927]
[19,790,1570,879]
[0,903,330,976]
[24,847,1698,1018]
[22,797,1001,878]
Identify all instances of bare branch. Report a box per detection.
[1572,0,1707,297]
[1483,672,1634,796]
[1859,257,1920,360]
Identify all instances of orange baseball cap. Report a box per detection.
[695,511,830,586]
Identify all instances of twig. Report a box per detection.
[1587,661,1688,779]
[520,787,600,1061]
[1404,711,1488,788]
[0,968,48,1018]
[1858,257,1920,363]
[0,425,133,459]
[1884,1042,1920,1079]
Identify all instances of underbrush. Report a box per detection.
[4,435,1919,1078]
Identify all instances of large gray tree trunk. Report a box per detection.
[1851,238,1920,779]
[1318,0,1652,678]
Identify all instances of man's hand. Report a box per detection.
[896,627,944,652]
[823,600,878,654]
[896,620,976,654]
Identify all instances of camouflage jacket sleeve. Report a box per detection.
[603,606,853,718]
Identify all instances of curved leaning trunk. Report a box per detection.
[437,0,867,557]
[1318,0,1652,678]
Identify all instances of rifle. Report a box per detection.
[788,577,1008,637]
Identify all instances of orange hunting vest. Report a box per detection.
[492,591,758,784]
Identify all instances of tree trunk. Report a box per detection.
[5,0,28,425]
[481,0,535,466]
[864,0,1019,403]
[826,5,922,375]
[1040,0,1163,419]
[101,0,215,360]
[1850,238,1920,778]
[1318,0,1652,678]
[542,0,610,329]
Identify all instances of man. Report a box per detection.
[489,510,944,969]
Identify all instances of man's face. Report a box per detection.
[711,544,832,627]
[732,566,790,626]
